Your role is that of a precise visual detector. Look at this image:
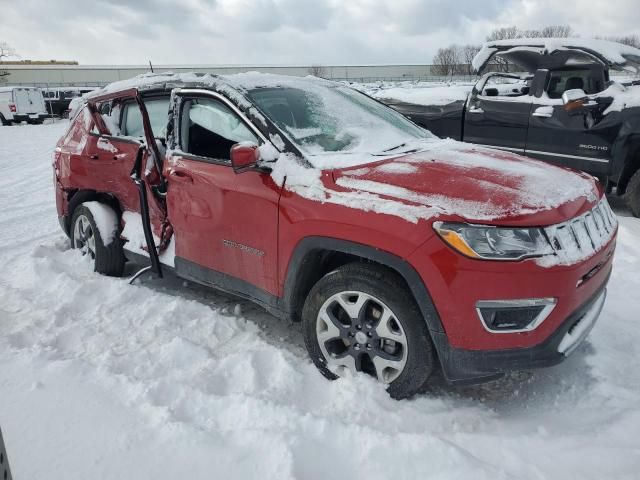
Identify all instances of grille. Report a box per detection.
[543,197,617,264]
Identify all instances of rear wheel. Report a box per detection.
[71,204,125,277]
[626,169,640,218]
[0,114,9,126]
[302,263,435,399]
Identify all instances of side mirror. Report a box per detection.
[562,88,587,106]
[230,142,260,174]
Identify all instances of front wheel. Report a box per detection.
[71,203,125,277]
[302,263,436,399]
[626,169,640,218]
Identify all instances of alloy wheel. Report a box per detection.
[316,291,408,383]
[73,214,96,259]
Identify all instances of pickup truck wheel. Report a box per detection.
[0,114,9,126]
[626,169,640,218]
[302,263,435,399]
[71,204,125,277]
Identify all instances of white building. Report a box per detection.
[1,63,450,87]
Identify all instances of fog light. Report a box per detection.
[476,298,557,333]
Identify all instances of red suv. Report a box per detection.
[53,72,617,399]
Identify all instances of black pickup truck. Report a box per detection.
[378,39,640,216]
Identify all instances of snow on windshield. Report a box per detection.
[223,73,435,169]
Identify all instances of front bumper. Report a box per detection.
[431,277,609,385]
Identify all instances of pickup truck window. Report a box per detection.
[181,97,259,161]
[546,69,605,98]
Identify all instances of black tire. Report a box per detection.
[302,262,435,399]
[71,204,125,277]
[626,169,640,218]
[0,114,9,126]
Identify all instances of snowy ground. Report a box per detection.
[1,121,639,480]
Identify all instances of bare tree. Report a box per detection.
[485,27,520,72]
[0,41,16,60]
[461,44,482,76]
[432,45,461,78]
[307,65,327,78]
[0,41,17,84]
[486,26,520,42]
[486,25,573,41]
[605,34,640,48]
[538,25,573,38]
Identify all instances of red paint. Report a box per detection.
[164,153,281,294]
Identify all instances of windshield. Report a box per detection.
[247,84,434,159]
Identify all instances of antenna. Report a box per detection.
[148,60,154,73]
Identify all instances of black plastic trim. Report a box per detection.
[282,237,445,333]
[174,256,283,317]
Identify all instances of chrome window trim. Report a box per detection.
[475,298,558,334]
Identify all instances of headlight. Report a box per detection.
[433,222,554,261]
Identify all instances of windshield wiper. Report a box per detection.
[380,143,407,153]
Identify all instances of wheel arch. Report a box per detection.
[281,237,445,334]
[64,189,123,235]
[615,137,640,195]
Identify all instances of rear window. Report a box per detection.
[122,97,170,138]
[546,69,606,98]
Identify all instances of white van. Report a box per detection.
[0,86,48,125]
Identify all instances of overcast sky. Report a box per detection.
[1,0,638,65]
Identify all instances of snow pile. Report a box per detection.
[1,123,640,479]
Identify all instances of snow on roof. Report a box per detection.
[85,72,219,100]
[220,71,334,91]
[473,37,640,72]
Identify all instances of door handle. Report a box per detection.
[168,169,193,183]
[532,107,553,118]
[89,154,99,160]
[468,106,484,114]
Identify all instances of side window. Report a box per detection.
[95,101,121,136]
[122,97,170,138]
[546,70,604,98]
[181,97,259,161]
[480,74,531,98]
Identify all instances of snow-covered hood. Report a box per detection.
[324,141,600,226]
[473,38,640,74]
